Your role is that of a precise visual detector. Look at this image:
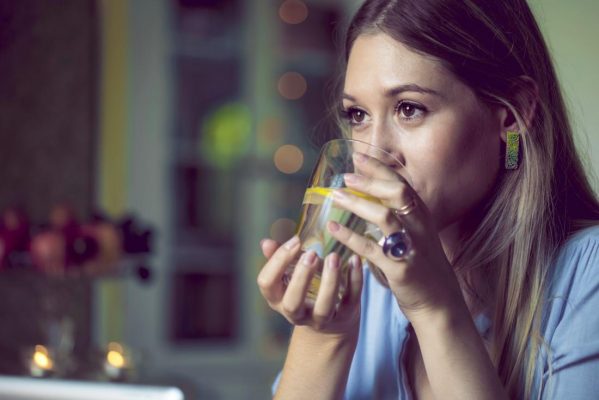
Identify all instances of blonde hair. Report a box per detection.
[341,0,599,398]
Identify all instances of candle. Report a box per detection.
[104,342,128,380]
[30,345,54,377]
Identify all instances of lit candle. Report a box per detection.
[30,345,54,377]
[104,342,128,380]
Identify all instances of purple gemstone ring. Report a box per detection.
[381,229,413,261]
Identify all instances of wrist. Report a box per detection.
[294,325,359,349]
[404,298,506,400]
[278,326,358,400]
[407,296,473,336]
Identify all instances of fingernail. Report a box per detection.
[354,152,368,163]
[350,255,360,269]
[344,173,360,185]
[284,236,300,250]
[333,190,349,201]
[327,253,339,270]
[259,239,266,248]
[328,221,340,232]
[303,250,317,265]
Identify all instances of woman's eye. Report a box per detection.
[396,101,426,120]
[341,107,368,126]
[351,109,366,123]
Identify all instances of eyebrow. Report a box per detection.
[342,83,442,101]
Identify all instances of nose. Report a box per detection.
[366,120,400,167]
[367,119,392,150]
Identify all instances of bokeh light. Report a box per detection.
[270,218,297,242]
[274,144,304,174]
[257,116,284,146]
[279,0,309,25]
[199,102,252,169]
[107,350,126,368]
[277,72,307,100]
[33,345,52,370]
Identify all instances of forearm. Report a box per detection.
[274,326,358,400]
[411,305,508,400]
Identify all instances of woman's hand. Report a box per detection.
[257,237,363,336]
[327,152,465,322]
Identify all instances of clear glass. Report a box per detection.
[283,138,409,305]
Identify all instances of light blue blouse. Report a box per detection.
[273,225,599,399]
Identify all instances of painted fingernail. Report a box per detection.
[350,255,360,270]
[344,173,360,185]
[303,250,317,265]
[328,221,340,232]
[333,190,349,201]
[327,253,339,270]
[284,235,300,250]
[354,152,368,163]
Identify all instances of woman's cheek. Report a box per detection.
[408,171,447,227]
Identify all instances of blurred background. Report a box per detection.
[0,0,597,399]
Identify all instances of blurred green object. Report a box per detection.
[199,102,253,169]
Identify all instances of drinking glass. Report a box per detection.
[282,138,409,305]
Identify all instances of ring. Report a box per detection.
[382,229,412,260]
[392,197,418,217]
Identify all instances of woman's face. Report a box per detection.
[343,33,503,231]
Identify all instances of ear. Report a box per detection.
[498,76,539,143]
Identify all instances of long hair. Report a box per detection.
[342,0,599,398]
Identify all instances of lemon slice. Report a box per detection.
[304,187,380,203]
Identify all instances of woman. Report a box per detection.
[257,0,599,398]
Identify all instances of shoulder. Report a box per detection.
[550,224,599,299]
[542,225,599,344]
[535,225,599,400]
[559,224,599,256]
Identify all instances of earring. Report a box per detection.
[505,131,520,170]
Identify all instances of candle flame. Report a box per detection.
[33,345,53,370]
[107,350,125,368]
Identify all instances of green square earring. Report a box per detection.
[505,131,520,170]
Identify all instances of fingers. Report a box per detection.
[342,173,430,238]
[345,254,363,307]
[353,152,407,182]
[257,236,301,303]
[312,253,340,327]
[332,189,402,236]
[257,237,364,331]
[327,220,390,270]
[260,238,280,259]
[281,250,319,322]
[344,173,413,211]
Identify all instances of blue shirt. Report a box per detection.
[273,225,599,399]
